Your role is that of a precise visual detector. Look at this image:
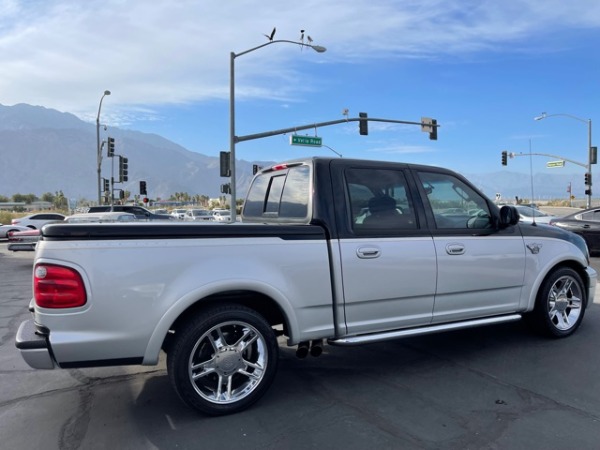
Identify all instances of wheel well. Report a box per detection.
[545,261,590,302]
[162,290,288,353]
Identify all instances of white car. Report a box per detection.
[11,213,66,229]
[170,209,187,220]
[514,206,555,224]
[184,209,213,222]
[212,210,231,222]
[0,224,31,239]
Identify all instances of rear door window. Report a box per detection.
[345,168,418,234]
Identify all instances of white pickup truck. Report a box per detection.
[16,157,597,415]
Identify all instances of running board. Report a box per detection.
[328,314,522,346]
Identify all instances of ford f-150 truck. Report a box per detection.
[16,157,597,415]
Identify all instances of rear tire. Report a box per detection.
[167,304,278,415]
[530,267,586,338]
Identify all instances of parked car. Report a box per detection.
[184,209,213,222]
[170,209,187,220]
[11,213,66,229]
[65,212,138,223]
[7,212,139,251]
[87,206,173,221]
[550,207,600,254]
[0,224,31,239]
[211,210,231,222]
[7,228,41,251]
[514,205,555,224]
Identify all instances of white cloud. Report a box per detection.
[0,0,598,122]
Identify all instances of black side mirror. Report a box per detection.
[499,205,520,227]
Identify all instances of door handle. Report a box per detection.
[357,246,381,259]
[446,243,466,255]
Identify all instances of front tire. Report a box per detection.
[167,304,278,415]
[530,267,587,338]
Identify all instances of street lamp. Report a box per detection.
[534,112,593,208]
[96,90,111,204]
[229,39,326,222]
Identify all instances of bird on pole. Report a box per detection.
[264,27,276,41]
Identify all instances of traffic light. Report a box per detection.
[359,112,368,135]
[140,180,147,195]
[220,151,231,177]
[501,151,508,166]
[103,178,109,192]
[585,172,591,185]
[119,156,129,182]
[253,164,262,175]
[107,137,115,157]
[429,119,438,141]
[421,117,438,140]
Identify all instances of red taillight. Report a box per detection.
[34,264,87,308]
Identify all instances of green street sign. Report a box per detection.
[290,135,322,147]
[546,160,565,168]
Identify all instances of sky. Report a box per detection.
[1,0,599,180]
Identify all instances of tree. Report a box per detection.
[13,193,37,204]
[54,191,67,210]
[41,192,55,203]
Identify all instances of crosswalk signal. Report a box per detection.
[107,137,115,157]
[501,151,508,166]
[220,183,231,194]
[119,156,129,182]
[358,112,368,136]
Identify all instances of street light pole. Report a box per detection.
[229,39,326,222]
[534,112,593,208]
[96,90,111,204]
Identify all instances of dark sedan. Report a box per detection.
[549,207,600,254]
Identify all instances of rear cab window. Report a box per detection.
[242,163,312,223]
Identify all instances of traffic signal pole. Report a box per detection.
[235,116,439,143]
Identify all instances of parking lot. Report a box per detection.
[1,243,600,449]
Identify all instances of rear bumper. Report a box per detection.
[15,320,56,369]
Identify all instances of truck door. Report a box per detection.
[415,170,526,323]
[337,167,437,335]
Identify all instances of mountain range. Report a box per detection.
[0,103,264,202]
[0,103,582,204]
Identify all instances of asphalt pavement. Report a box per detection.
[1,243,600,450]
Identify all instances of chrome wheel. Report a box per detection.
[188,321,268,404]
[168,304,278,415]
[547,275,583,331]
[531,267,587,338]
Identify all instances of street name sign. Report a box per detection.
[290,135,322,147]
[546,160,565,168]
